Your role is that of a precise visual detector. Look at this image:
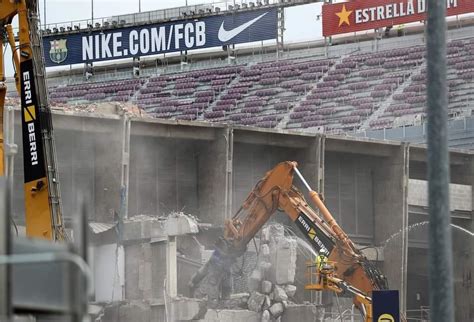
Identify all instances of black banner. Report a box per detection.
[20,59,46,183]
[294,213,335,256]
[373,290,400,322]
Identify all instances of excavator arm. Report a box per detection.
[190,161,387,319]
[0,1,66,240]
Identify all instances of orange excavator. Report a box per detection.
[0,0,66,241]
[190,161,388,322]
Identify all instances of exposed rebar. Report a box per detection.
[426,0,455,321]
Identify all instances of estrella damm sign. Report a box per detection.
[322,0,474,37]
[373,290,400,322]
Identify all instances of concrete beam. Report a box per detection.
[325,136,398,157]
[233,129,314,149]
[409,145,470,165]
[51,111,122,134]
[130,119,218,140]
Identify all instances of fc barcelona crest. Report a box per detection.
[49,39,68,64]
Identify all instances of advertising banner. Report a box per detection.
[44,8,277,67]
[373,290,400,322]
[295,213,335,256]
[323,0,474,37]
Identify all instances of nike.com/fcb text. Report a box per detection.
[43,8,277,66]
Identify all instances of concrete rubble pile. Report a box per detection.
[244,224,298,321]
[50,101,146,117]
[202,224,300,322]
[5,96,147,117]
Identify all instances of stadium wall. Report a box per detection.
[7,111,474,320]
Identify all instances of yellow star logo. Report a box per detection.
[336,4,353,27]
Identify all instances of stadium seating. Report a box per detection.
[18,35,473,133]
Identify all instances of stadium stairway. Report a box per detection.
[198,72,243,121]
[359,61,427,131]
[131,77,151,102]
[276,55,345,130]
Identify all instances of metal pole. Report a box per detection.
[43,0,46,29]
[139,0,141,12]
[0,179,10,318]
[91,0,94,22]
[426,0,454,321]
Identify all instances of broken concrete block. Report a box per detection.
[247,291,266,312]
[221,293,251,309]
[118,301,151,322]
[269,302,285,318]
[273,285,288,302]
[261,244,270,258]
[261,310,271,322]
[263,295,272,311]
[251,269,263,281]
[164,213,199,236]
[248,269,263,291]
[284,285,297,298]
[122,221,142,241]
[258,261,272,273]
[171,297,207,320]
[261,280,273,294]
[281,304,319,322]
[261,227,271,244]
[269,238,297,284]
[231,292,250,300]
[203,309,260,322]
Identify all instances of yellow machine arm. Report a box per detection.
[0,0,66,240]
[190,162,387,321]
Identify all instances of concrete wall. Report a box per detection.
[324,152,377,243]
[11,112,123,224]
[408,179,472,212]
[129,121,228,225]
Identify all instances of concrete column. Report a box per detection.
[166,236,177,298]
[120,117,131,220]
[225,128,234,220]
[197,128,230,225]
[93,119,123,223]
[300,135,324,193]
[374,144,409,314]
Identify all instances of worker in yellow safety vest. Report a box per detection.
[316,254,328,269]
[316,254,328,284]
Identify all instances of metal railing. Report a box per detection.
[406,307,430,321]
[41,0,318,33]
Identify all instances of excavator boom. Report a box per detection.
[0,1,66,240]
[190,161,387,320]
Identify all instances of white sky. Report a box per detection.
[3,0,323,77]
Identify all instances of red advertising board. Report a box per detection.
[323,0,474,37]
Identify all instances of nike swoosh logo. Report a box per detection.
[218,12,269,42]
